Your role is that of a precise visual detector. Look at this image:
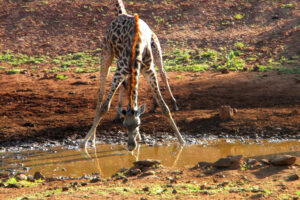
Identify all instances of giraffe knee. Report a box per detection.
[160,105,171,116]
[100,101,109,114]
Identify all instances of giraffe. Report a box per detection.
[80,0,185,150]
[113,0,179,121]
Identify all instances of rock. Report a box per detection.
[213,155,243,169]
[192,162,213,169]
[122,178,128,183]
[27,175,34,182]
[117,168,128,173]
[133,160,161,167]
[23,122,34,127]
[16,173,27,181]
[89,177,102,183]
[221,68,229,74]
[81,182,87,186]
[217,181,229,187]
[259,159,270,165]
[142,186,149,191]
[70,81,88,85]
[269,155,296,166]
[250,193,264,199]
[172,189,177,194]
[287,174,299,181]
[33,171,45,180]
[218,105,235,120]
[125,168,141,177]
[138,171,155,178]
[62,186,69,191]
[289,110,298,116]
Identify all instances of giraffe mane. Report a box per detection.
[129,14,139,109]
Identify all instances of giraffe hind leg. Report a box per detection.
[151,33,179,111]
[142,67,185,145]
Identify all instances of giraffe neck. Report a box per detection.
[129,14,139,110]
[115,0,127,16]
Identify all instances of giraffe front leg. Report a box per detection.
[81,72,126,149]
[142,68,185,145]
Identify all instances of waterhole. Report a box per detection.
[1,139,299,178]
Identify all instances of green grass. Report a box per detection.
[5,68,25,74]
[0,47,298,75]
[2,177,44,188]
[55,74,68,80]
[280,3,293,8]
[234,13,244,20]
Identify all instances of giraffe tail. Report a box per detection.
[128,14,139,108]
[115,0,127,16]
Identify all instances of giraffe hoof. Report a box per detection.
[173,104,179,111]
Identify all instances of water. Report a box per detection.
[0,139,299,178]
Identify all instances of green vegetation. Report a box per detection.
[0,46,298,75]
[233,13,244,20]
[280,3,293,8]
[2,177,44,188]
[5,68,26,74]
[55,74,68,80]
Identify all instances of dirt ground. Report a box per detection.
[0,0,299,199]
[0,70,300,144]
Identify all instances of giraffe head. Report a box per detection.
[119,104,145,151]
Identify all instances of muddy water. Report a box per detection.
[1,139,299,178]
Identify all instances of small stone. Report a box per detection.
[250,193,263,199]
[117,168,128,173]
[81,182,87,186]
[217,181,229,187]
[218,105,235,120]
[89,177,102,183]
[287,174,299,181]
[192,162,212,169]
[33,171,45,180]
[213,155,243,169]
[248,159,258,165]
[16,174,27,181]
[269,155,296,166]
[289,110,298,116]
[23,122,34,127]
[125,168,141,177]
[142,186,149,191]
[259,159,270,165]
[62,186,69,191]
[172,189,177,194]
[221,68,229,74]
[138,171,155,178]
[133,160,161,167]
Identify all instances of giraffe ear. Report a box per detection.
[118,107,127,116]
[135,104,146,116]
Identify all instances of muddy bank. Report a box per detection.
[0,71,300,146]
